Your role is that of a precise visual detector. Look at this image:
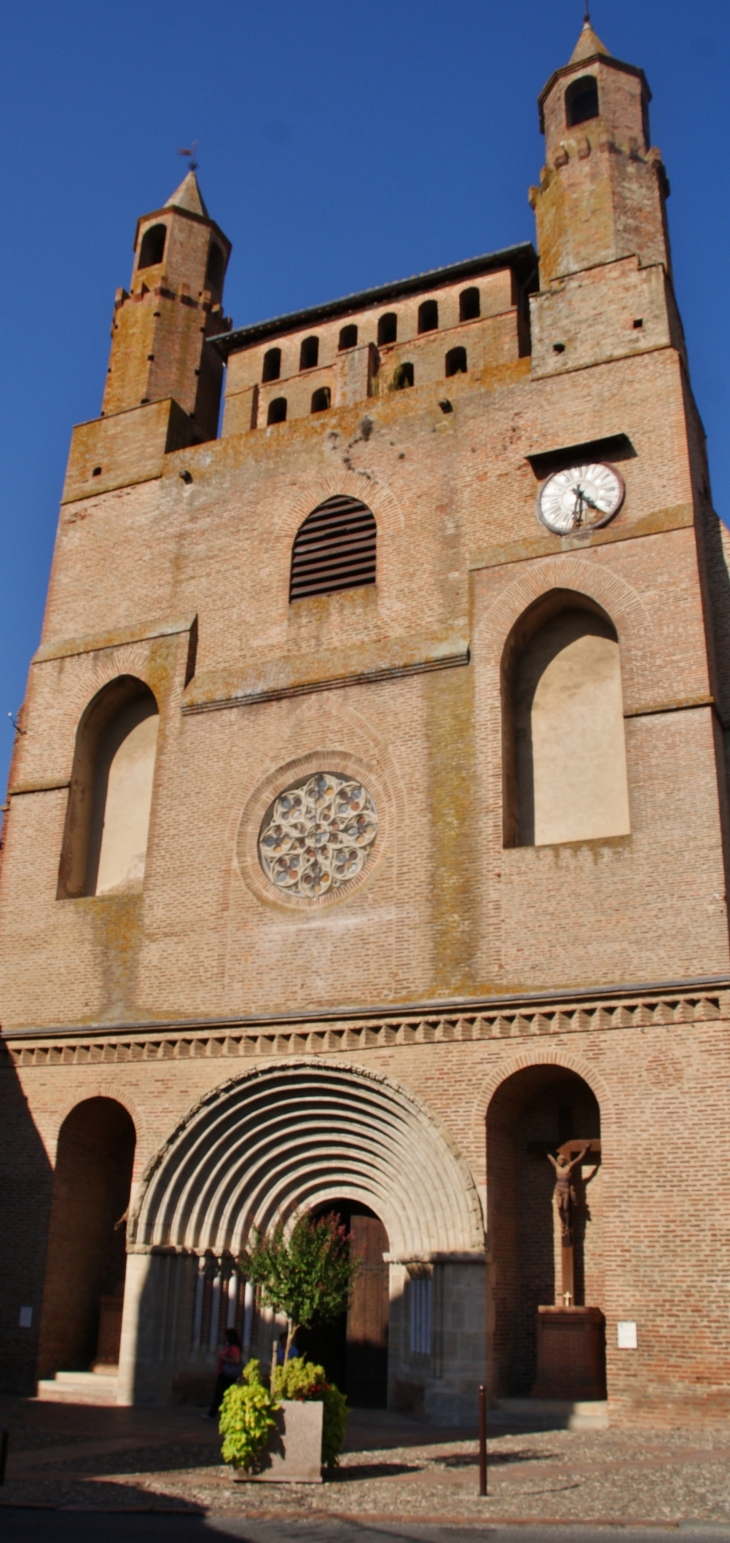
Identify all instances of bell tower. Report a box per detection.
[62,172,232,503]
[530,19,670,286]
[102,171,232,441]
[528,20,682,379]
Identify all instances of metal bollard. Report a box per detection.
[0,1428,8,1486]
[478,1384,487,1496]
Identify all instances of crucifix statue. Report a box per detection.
[547,1139,600,1304]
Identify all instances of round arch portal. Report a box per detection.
[130,1060,484,1259]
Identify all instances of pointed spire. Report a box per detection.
[165,170,209,219]
[570,16,611,63]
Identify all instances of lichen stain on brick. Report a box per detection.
[424,665,479,995]
[90,891,143,1019]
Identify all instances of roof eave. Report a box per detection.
[210,242,538,358]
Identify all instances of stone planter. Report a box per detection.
[233,1398,324,1484]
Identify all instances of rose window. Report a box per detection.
[258,772,378,898]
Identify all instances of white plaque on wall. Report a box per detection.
[18,1306,33,1328]
[617,1320,637,1349]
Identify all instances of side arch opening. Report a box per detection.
[486,1065,603,1398]
[37,1098,136,1379]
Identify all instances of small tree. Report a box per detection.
[240,1212,359,1364]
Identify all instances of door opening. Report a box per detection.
[297,1200,389,1407]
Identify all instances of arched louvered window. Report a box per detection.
[289,495,377,602]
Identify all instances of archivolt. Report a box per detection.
[129,1059,484,1258]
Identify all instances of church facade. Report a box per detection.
[2,21,730,1426]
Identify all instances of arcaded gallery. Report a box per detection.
[2,19,730,1427]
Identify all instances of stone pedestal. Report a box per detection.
[531,1306,606,1400]
[234,1399,324,1484]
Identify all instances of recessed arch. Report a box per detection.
[501,589,631,848]
[130,1060,484,1259]
[57,676,159,899]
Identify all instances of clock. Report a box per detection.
[537,462,625,535]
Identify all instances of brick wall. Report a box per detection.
[1,23,729,1424]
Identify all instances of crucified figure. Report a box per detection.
[548,1145,590,1243]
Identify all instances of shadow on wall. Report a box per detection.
[0,1047,53,1393]
[698,507,730,874]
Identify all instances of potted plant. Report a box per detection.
[219,1213,357,1482]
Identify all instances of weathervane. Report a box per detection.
[583,3,591,21]
[176,140,199,172]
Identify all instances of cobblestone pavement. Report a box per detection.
[2,1397,730,1528]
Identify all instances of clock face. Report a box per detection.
[537,462,625,535]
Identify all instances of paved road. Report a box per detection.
[3,1516,730,1543]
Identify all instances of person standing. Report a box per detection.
[204,1328,242,1420]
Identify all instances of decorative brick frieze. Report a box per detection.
[3,981,725,1068]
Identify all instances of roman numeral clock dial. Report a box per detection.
[537,462,625,535]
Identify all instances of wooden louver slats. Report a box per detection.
[289,495,377,601]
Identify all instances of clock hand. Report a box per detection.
[572,485,603,518]
[571,485,586,525]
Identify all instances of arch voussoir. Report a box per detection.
[130,1059,484,1260]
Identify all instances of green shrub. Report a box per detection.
[240,1213,359,1363]
[218,1358,279,1472]
[272,1355,349,1469]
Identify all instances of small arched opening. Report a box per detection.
[299,335,319,370]
[377,312,398,346]
[393,361,414,390]
[37,1098,136,1378]
[502,591,630,848]
[311,386,331,413]
[445,346,467,377]
[267,396,287,425]
[57,677,159,899]
[205,242,225,291]
[262,347,281,383]
[418,298,438,333]
[566,75,599,127]
[459,286,480,322]
[338,324,358,350]
[137,223,166,270]
[486,1065,603,1398]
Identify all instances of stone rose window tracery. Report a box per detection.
[258,772,378,898]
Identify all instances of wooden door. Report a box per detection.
[346,1214,389,1407]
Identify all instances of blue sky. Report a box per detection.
[1,0,728,792]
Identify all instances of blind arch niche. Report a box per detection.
[504,592,630,848]
[58,677,159,898]
[289,494,377,602]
